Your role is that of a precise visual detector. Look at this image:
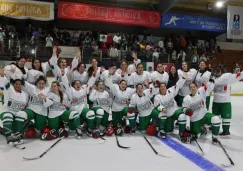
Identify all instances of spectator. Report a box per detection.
[199,53,207,62]
[63,29,71,45]
[45,34,53,55]
[233,62,241,74]
[72,30,79,46]
[177,50,186,62]
[109,45,119,58]
[158,38,164,50]
[171,50,177,62]
[113,33,121,48]
[58,34,65,45]
[26,24,33,39]
[191,51,199,68]
[0,27,6,53]
[152,48,159,62]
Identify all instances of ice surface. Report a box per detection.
[0,97,243,171]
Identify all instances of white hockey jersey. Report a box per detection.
[178,69,197,97]
[100,70,121,86]
[0,76,28,115]
[150,71,169,85]
[71,70,89,85]
[213,72,243,103]
[27,62,50,84]
[130,71,152,88]
[183,85,214,122]
[106,75,136,112]
[195,70,211,96]
[4,64,28,80]
[22,81,50,116]
[129,89,154,117]
[116,58,141,75]
[61,73,96,113]
[43,92,71,118]
[154,78,186,117]
[89,89,111,113]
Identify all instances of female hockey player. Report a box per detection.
[177,61,197,107]
[150,63,169,86]
[71,62,89,85]
[182,82,220,144]
[89,81,111,136]
[129,83,165,136]
[14,76,50,140]
[4,57,28,80]
[61,70,99,137]
[130,63,152,88]
[154,73,188,138]
[0,68,28,145]
[106,70,136,135]
[195,61,212,110]
[26,58,50,84]
[43,81,82,139]
[49,47,80,81]
[212,66,243,136]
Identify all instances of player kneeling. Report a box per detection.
[182,82,220,144]
[129,84,166,137]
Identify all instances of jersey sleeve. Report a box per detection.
[89,89,96,102]
[127,87,136,98]
[61,74,72,100]
[201,71,211,83]
[227,71,243,84]
[85,73,97,94]
[172,77,186,96]
[41,62,50,75]
[154,95,164,111]
[43,93,54,108]
[22,80,36,95]
[105,74,118,95]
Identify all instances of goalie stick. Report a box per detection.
[195,139,204,156]
[143,134,171,158]
[218,140,235,167]
[23,137,63,160]
[115,134,129,149]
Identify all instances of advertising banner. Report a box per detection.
[58,46,80,59]
[227,5,243,39]
[58,1,161,28]
[0,0,54,20]
[161,12,226,32]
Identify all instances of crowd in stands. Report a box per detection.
[0,21,240,73]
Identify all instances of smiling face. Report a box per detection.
[59,59,67,69]
[78,64,85,73]
[170,66,176,75]
[97,81,104,91]
[119,80,127,90]
[159,83,167,95]
[13,80,22,92]
[91,58,98,68]
[157,64,164,73]
[189,83,197,96]
[73,80,81,90]
[136,84,143,95]
[17,58,26,68]
[33,59,41,70]
[137,64,144,74]
[51,82,60,93]
[120,61,127,71]
[199,61,207,70]
[182,62,188,71]
[37,80,46,90]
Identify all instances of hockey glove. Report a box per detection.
[183,108,193,117]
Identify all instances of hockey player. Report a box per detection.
[14,76,50,140]
[182,82,220,144]
[101,63,120,85]
[0,68,28,145]
[177,61,197,107]
[129,83,166,137]
[130,63,152,88]
[26,58,50,85]
[43,81,82,139]
[89,81,111,136]
[195,61,212,110]
[154,74,188,137]
[71,62,89,85]
[4,57,28,80]
[61,70,99,137]
[106,69,136,135]
[212,66,243,136]
[150,63,169,87]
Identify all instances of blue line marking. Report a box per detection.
[157,137,225,171]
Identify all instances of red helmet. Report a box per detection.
[146,125,156,136]
[106,127,114,136]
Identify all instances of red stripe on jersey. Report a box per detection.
[201,100,204,106]
[236,73,241,78]
[224,86,227,91]
[204,85,207,92]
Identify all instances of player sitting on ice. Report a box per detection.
[182,82,220,144]
[89,80,114,137]
[14,76,50,140]
[0,67,28,145]
[129,83,165,136]
[105,68,136,136]
[153,73,188,138]
[212,66,243,136]
[61,69,99,138]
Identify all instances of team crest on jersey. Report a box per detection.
[113,96,128,105]
[214,85,227,93]
[97,98,110,106]
[189,100,204,111]
[73,96,87,105]
[162,98,174,109]
[30,95,43,105]
[137,101,153,112]
[49,102,66,111]
[8,99,26,112]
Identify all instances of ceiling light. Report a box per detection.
[216,1,224,8]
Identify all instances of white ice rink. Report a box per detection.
[1,96,243,171]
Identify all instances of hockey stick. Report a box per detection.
[115,134,129,149]
[143,135,171,158]
[23,137,63,160]
[218,140,235,167]
[195,139,204,156]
